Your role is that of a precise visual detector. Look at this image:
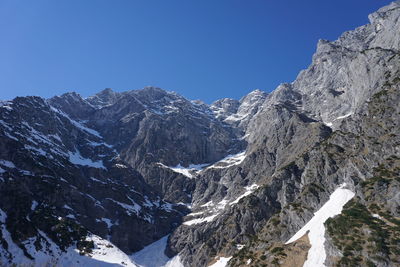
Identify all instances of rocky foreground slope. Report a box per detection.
[1,1,400,267]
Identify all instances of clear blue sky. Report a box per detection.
[0,0,393,103]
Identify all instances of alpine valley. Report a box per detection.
[1,2,400,267]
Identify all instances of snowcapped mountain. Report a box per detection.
[1,1,400,267]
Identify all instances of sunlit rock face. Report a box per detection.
[167,2,400,267]
[1,2,400,267]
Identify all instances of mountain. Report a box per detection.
[0,95,190,266]
[49,87,245,204]
[0,85,254,266]
[167,2,400,267]
[1,1,400,267]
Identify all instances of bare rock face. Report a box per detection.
[86,88,122,108]
[166,2,400,267]
[0,2,400,267]
[211,89,268,133]
[210,98,240,121]
[48,86,246,203]
[49,92,96,120]
[0,96,187,264]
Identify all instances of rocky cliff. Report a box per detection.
[167,2,400,267]
[0,1,399,267]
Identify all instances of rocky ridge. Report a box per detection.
[0,1,399,267]
[166,2,400,267]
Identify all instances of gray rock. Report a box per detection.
[1,1,400,266]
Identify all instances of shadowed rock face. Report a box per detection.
[0,96,188,260]
[1,2,400,267]
[0,83,259,265]
[49,86,247,203]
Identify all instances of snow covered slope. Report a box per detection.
[131,235,184,267]
[0,214,140,267]
[285,184,355,267]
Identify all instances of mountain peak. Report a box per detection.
[139,86,168,95]
[239,89,268,104]
[97,88,114,95]
[86,88,121,108]
[247,88,265,95]
[59,91,83,99]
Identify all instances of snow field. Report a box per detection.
[285,183,355,267]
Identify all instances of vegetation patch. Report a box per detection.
[326,158,400,267]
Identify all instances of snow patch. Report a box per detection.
[63,204,73,210]
[236,244,244,250]
[200,201,214,208]
[0,209,30,264]
[131,236,170,266]
[285,183,355,267]
[159,152,247,177]
[50,106,102,138]
[209,256,232,267]
[0,101,13,111]
[48,134,62,142]
[107,198,141,216]
[324,112,353,127]
[230,184,259,205]
[225,113,248,122]
[87,140,113,148]
[161,202,174,212]
[25,145,47,156]
[1,228,140,267]
[0,119,13,131]
[183,214,218,226]
[101,218,113,229]
[0,160,16,168]
[184,184,259,226]
[131,235,184,267]
[158,163,208,178]
[4,131,19,141]
[114,163,128,168]
[68,150,106,169]
[90,177,107,184]
[164,255,184,267]
[207,152,246,169]
[74,234,138,266]
[335,113,353,120]
[186,211,204,217]
[20,169,34,176]
[21,122,55,146]
[31,201,39,211]
[56,234,139,267]
[372,214,383,220]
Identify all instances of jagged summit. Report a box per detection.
[85,88,119,108]
[210,89,268,131]
[323,1,400,52]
